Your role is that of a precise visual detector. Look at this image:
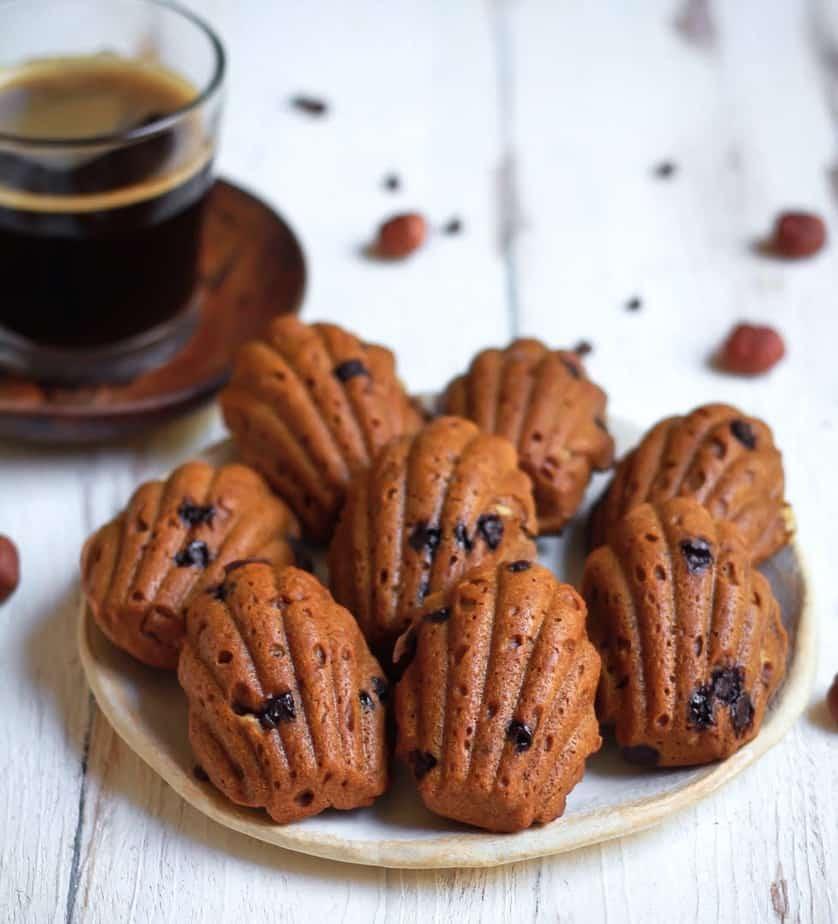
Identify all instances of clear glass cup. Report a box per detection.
[0,0,225,383]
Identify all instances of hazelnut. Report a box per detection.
[0,535,19,604]
[769,211,826,258]
[374,213,427,259]
[718,323,785,375]
[827,674,838,726]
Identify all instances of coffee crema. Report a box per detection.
[0,55,214,349]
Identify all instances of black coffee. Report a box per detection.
[0,56,212,349]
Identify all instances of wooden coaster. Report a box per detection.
[0,179,306,443]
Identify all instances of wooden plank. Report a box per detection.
[210,0,513,393]
[0,412,230,924]
[508,0,837,920]
[59,2,512,922]
[0,462,91,924]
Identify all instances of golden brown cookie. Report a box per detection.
[328,416,538,665]
[81,461,299,669]
[394,560,601,832]
[178,563,388,824]
[441,339,614,533]
[581,498,788,767]
[220,316,422,542]
[589,403,791,562]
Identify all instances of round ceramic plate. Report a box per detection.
[77,417,815,869]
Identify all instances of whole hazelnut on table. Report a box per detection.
[827,675,838,726]
[0,535,20,604]
[768,211,827,258]
[718,323,785,375]
[373,213,427,259]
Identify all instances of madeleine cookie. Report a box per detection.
[328,416,538,665]
[179,563,388,824]
[81,461,299,669]
[582,498,788,767]
[590,403,791,562]
[394,560,601,832]
[220,316,422,541]
[441,339,614,533]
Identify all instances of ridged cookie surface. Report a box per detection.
[178,564,388,824]
[220,316,422,541]
[329,416,538,665]
[441,339,614,532]
[589,403,791,562]
[81,461,299,669]
[394,560,601,832]
[582,498,788,767]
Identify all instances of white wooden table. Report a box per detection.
[2,2,837,921]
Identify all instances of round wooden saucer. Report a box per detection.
[0,179,306,444]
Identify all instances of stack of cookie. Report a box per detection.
[583,404,791,767]
[80,316,792,833]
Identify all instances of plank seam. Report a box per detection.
[64,695,95,924]
[490,0,521,338]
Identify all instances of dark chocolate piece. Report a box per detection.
[680,538,713,575]
[174,540,211,568]
[333,359,369,382]
[506,720,534,753]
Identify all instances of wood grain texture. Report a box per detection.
[1,0,836,921]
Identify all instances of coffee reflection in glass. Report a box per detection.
[0,0,225,383]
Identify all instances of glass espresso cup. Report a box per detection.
[0,0,225,383]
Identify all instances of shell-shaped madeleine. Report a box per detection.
[394,560,601,833]
[581,498,788,767]
[220,316,422,541]
[81,462,300,669]
[328,416,538,665]
[589,403,791,562]
[441,338,614,533]
[178,564,388,824]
